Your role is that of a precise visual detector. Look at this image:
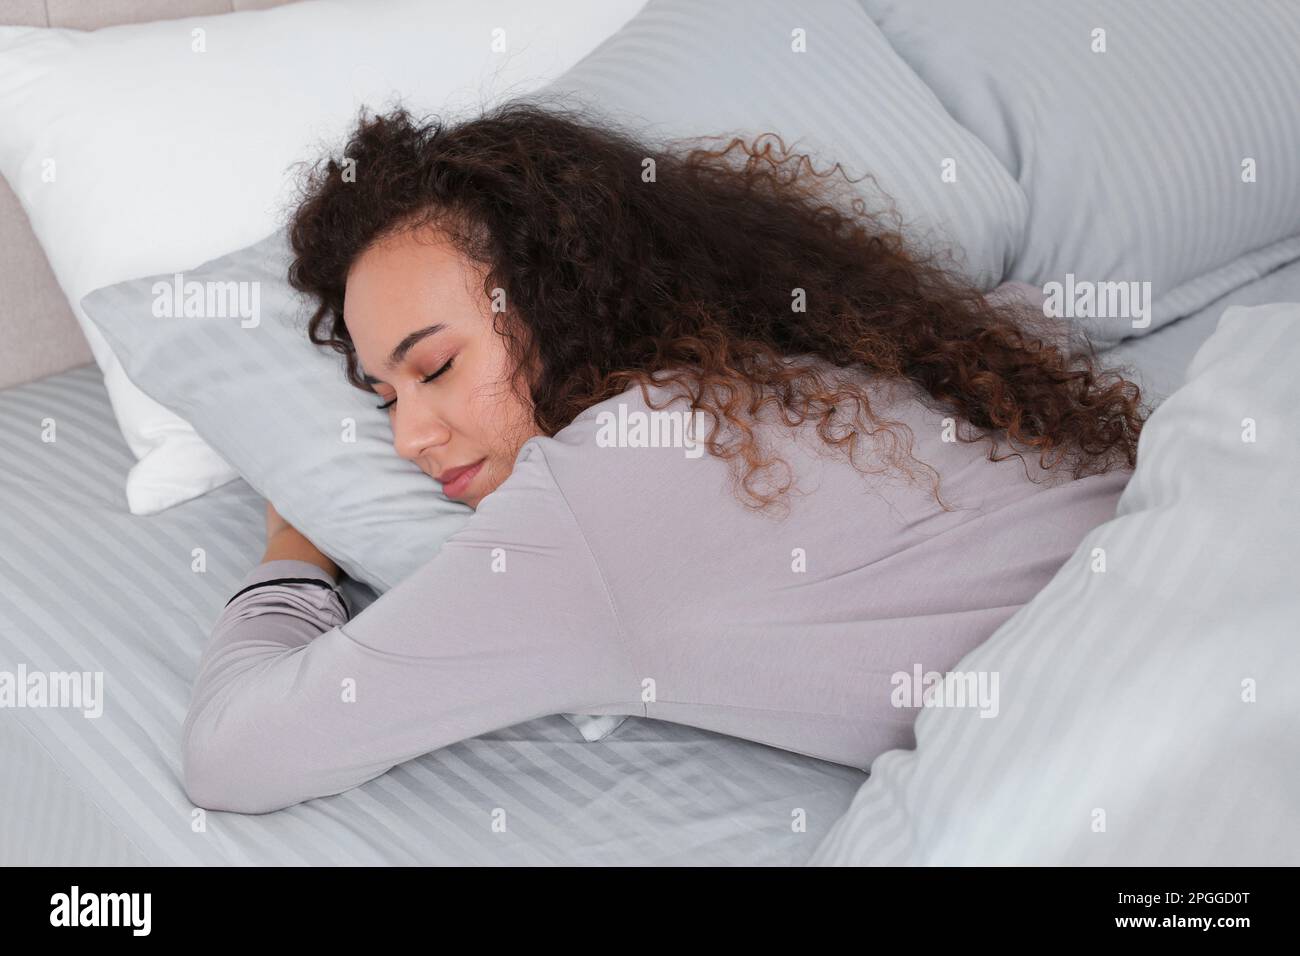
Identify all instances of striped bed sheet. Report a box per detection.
[0,365,864,865]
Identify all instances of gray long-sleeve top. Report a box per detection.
[181,372,1129,813]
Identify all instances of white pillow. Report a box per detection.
[810,302,1300,865]
[0,0,645,513]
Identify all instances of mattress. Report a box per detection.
[0,367,865,865]
[4,257,1296,865]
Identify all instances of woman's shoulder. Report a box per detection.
[517,379,731,519]
[553,380,708,454]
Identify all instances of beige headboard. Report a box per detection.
[0,0,296,389]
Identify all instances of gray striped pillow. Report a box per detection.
[861,0,1300,345]
[80,230,473,596]
[528,0,1028,290]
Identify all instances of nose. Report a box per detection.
[390,393,451,464]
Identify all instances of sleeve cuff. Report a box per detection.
[236,559,339,590]
[225,560,348,615]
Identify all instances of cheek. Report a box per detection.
[463,340,536,461]
[486,403,531,463]
[480,366,534,444]
[456,378,517,457]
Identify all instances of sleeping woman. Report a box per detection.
[180,101,1145,813]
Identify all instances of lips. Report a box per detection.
[436,458,485,498]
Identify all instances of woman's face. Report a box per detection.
[344,227,540,509]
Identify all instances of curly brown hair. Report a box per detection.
[288,99,1145,510]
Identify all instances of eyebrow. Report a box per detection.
[361,323,446,386]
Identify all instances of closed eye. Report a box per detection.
[375,357,455,410]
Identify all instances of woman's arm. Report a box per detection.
[180,442,639,814]
[259,499,339,578]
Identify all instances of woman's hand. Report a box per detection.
[261,501,341,581]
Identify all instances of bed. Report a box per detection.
[3,0,1297,868]
[5,256,1294,865]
